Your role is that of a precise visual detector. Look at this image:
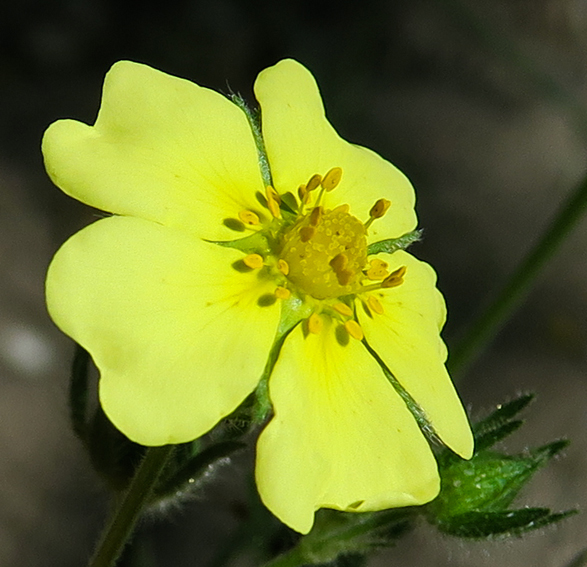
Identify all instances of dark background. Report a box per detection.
[1,0,586,565]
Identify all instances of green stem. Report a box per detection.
[88,445,175,567]
[449,170,587,376]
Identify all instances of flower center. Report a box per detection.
[280,206,368,300]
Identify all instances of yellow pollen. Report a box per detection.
[275,286,291,300]
[300,226,315,242]
[243,253,264,269]
[238,210,260,225]
[306,174,322,192]
[266,186,281,218]
[369,198,391,219]
[277,259,290,275]
[367,295,384,315]
[309,206,323,227]
[321,167,343,191]
[333,302,353,317]
[344,319,364,340]
[307,313,323,335]
[382,265,407,288]
[281,206,368,300]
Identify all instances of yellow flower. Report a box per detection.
[43,59,473,534]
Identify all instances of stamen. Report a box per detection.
[298,184,307,204]
[365,198,392,230]
[382,265,407,288]
[306,174,322,193]
[238,210,260,226]
[367,295,384,315]
[365,258,390,280]
[275,286,291,299]
[307,313,323,335]
[332,204,350,214]
[266,186,281,218]
[243,253,264,269]
[300,226,315,242]
[344,319,364,340]
[321,167,343,192]
[277,259,290,276]
[309,206,323,227]
[333,302,353,317]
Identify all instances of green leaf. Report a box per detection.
[367,230,422,255]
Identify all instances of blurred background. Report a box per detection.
[1,0,586,565]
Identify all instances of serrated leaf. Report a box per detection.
[474,419,524,451]
[473,394,535,437]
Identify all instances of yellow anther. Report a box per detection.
[275,286,291,300]
[365,265,390,280]
[321,167,343,191]
[238,210,260,225]
[333,302,353,317]
[243,253,264,269]
[306,174,322,192]
[300,226,315,242]
[367,295,384,315]
[336,268,353,286]
[382,265,407,288]
[307,313,323,335]
[277,259,290,276]
[266,186,281,218]
[329,253,348,272]
[344,319,364,340]
[370,259,388,270]
[332,204,350,214]
[309,206,323,227]
[369,198,391,219]
[298,184,307,203]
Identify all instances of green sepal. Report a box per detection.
[473,394,535,440]
[435,508,577,539]
[367,230,422,256]
[252,296,311,423]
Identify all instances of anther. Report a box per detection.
[367,295,384,315]
[265,186,281,218]
[369,199,391,219]
[321,167,343,192]
[275,286,291,300]
[329,253,348,272]
[300,226,315,242]
[298,184,307,204]
[306,174,322,193]
[238,210,260,225]
[382,265,407,288]
[365,258,390,280]
[336,269,353,286]
[243,253,264,269]
[332,204,350,214]
[309,206,323,227]
[344,319,364,340]
[333,302,353,317]
[307,313,323,335]
[277,259,290,276]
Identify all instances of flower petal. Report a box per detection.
[358,251,474,459]
[254,59,416,241]
[42,61,266,241]
[256,320,439,534]
[46,216,280,445]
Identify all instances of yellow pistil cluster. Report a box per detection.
[234,167,406,343]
